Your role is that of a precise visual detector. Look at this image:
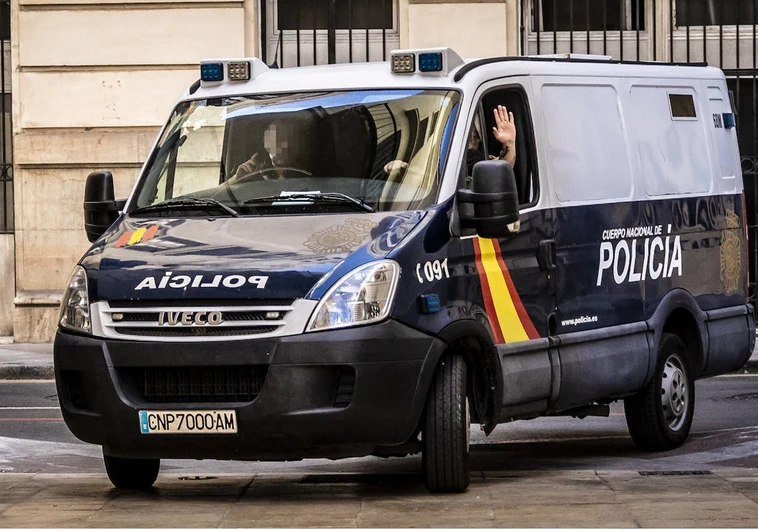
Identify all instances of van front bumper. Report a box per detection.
[54,320,445,461]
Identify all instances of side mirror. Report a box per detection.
[457,160,519,239]
[84,171,125,243]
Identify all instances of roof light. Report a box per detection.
[392,53,415,74]
[419,52,443,72]
[200,62,224,82]
[228,61,251,81]
[389,48,463,76]
[197,58,269,89]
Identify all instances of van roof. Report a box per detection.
[185,55,726,101]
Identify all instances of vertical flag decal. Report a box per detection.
[473,237,540,343]
[473,238,504,344]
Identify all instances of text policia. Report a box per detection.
[596,224,682,286]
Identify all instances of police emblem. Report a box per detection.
[720,210,742,294]
[304,218,377,254]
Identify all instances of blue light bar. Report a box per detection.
[418,52,443,72]
[200,63,224,82]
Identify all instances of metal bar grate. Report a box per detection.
[0,0,11,235]
[266,0,395,66]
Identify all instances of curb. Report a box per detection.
[0,365,55,380]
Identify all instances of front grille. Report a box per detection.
[98,300,298,341]
[125,366,267,403]
[115,326,278,337]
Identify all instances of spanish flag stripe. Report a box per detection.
[492,240,541,340]
[115,232,132,248]
[473,238,505,344]
[476,238,531,343]
[142,225,159,242]
[128,228,147,246]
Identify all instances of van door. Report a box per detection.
[462,79,557,416]
[533,77,649,411]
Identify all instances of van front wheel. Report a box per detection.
[422,354,471,493]
[624,333,695,451]
[103,452,160,489]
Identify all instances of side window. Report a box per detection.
[542,83,632,203]
[481,88,539,206]
[461,87,539,206]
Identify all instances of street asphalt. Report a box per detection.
[2,376,758,526]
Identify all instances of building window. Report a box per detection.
[533,0,645,31]
[675,0,757,27]
[277,0,393,30]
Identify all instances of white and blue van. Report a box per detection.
[55,49,754,493]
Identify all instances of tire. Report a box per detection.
[624,333,695,451]
[103,452,160,489]
[422,354,471,493]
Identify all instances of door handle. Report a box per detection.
[537,240,556,272]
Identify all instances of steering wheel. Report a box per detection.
[233,166,313,183]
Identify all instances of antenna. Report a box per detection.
[269,31,282,69]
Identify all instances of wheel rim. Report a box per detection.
[661,354,689,431]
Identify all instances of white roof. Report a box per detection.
[183,55,726,102]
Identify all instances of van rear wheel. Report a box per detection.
[422,354,470,493]
[103,452,160,489]
[624,333,695,451]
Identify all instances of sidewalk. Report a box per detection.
[1,337,758,380]
[0,341,54,379]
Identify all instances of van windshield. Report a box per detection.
[132,89,461,214]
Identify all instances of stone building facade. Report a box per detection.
[4,0,757,341]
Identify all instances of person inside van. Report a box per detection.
[385,105,517,177]
[489,104,517,166]
[230,119,312,181]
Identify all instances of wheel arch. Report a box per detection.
[647,289,708,379]
[436,319,501,428]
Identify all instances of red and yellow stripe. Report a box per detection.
[115,224,160,248]
[473,237,540,344]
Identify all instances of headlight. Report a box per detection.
[307,260,400,332]
[59,266,91,334]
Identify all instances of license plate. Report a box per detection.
[139,410,237,434]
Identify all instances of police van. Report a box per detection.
[55,48,755,493]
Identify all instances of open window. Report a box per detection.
[478,87,539,207]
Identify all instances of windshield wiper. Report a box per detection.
[243,193,374,213]
[131,197,239,217]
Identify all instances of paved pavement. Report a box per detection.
[2,335,757,380]
[1,341,758,526]
[2,469,758,527]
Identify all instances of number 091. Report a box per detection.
[416,259,450,283]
